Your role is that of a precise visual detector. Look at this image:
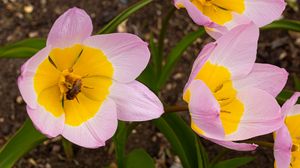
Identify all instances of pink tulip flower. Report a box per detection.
[184,22,288,151]
[18,7,163,148]
[274,92,300,168]
[174,0,286,39]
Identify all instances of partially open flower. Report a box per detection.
[184,22,288,151]
[18,7,163,148]
[174,0,286,38]
[274,92,300,168]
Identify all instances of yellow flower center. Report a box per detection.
[185,61,244,136]
[190,0,245,25]
[33,44,114,126]
[58,69,83,101]
[285,114,300,167]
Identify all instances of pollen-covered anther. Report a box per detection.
[292,144,300,152]
[58,69,83,100]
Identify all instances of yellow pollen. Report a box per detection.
[58,69,82,100]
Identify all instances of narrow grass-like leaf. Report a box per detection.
[293,74,300,91]
[277,89,294,104]
[212,157,255,168]
[97,0,153,34]
[262,19,300,32]
[157,28,205,89]
[195,136,209,168]
[157,7,176,74]
[62,138,74,160]
[0,119,46,168]
[153,113,204,168]
[114,121,139,168]
[0,38,45,58]
[124,149,155,168]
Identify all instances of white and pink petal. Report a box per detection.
[243,0,286,27]
[83,33,150,83]
[233,63,288,97]
[188,80,225,140]
[274,125,292,168]
[225,87,283,141]
[47,7,93,48]
[206,137,258,151]
[27,105,64,138]
[109,81,163,121]
[282,92,300,116]
[18,47,52,109]
[62,98,118,148]
[208,22,259,79]
[184,42,217,92]
[173,0,216,27]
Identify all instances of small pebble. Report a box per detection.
[131,129,137,134]
[52,145,61,153]
[151,135,157,142]
[15,12,24,19]
[16,96,23,104]
[45,163,52,168]
[40,0,47,5]
[28,158,37,166]
[295,38,300,47]
[117,20,128,33]
[173,73,183,80]
[29,31,39,38]
[279,52,287,60]
[24,4,34,14]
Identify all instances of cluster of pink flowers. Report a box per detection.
[17,1,298,167]
[176,1,298,167]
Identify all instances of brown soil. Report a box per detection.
[0,0,299,167]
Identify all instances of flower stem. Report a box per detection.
[245,140,274,148]
[164,105,189,113]
[62,138,74,161]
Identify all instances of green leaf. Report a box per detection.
[125,149,155,168]
[156,7,176,74]
[262,19,300,32]
[157,28,205,89]
[212,157,255,168]
[114,121,139,168]
[97,0,153,34]
[293,74,300,91]
[114,121,127,168]
[138,63,156,91]
[153,113,206,168]
[277,89,294,104]
[0,119,46,168]
[62,138,74,160]
[0,38,46,58]
[195,137,209,168]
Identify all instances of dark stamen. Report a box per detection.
[48,56,57,69]
[214,84,224,93]
[83,86,94,89]
[221,110,231,114]
[61,96,65,108]
[72,49,84,67]
[75,96,80,104]
[218,97,230,101]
